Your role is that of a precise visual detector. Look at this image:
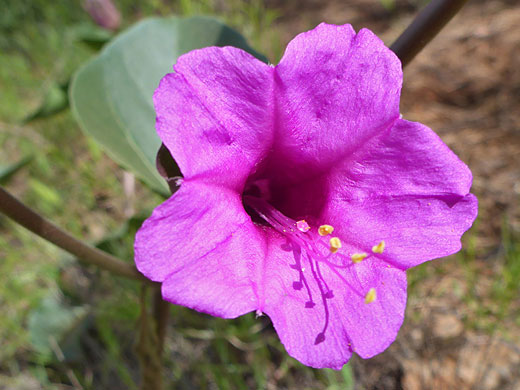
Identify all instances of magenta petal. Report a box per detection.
[327,194,477,270]
[135,180,265,318]
[324,119,478,269]
[332,257,407,359]
[272,23,402,181]
[154,47,273,190]
[329,119,474,198]
[262,233,406,368]
[161,222,265,318]
[135,181,252,282]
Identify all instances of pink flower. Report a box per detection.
[135,23,477,369]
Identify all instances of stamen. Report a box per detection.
[243,195,378,343]
[364,288,377,304]
[318,224,334,236]
[315,261,334,299]
[351,252,368,263]
[372,240,385,254]
[296,220,311,232]
[329,237,341,253]
[288,243,315,309]
[308,253,330,344]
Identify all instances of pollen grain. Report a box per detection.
[318,224,334,236]
[351,252,368,263]
[372,240,385,254]
[329,237,342,253]
[364,288,377,304]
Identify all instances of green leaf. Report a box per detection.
[29,178,62,211]
[71,22,114,51]
[70,16,267,196]
[0,155,32,184]
[23,81,69,123]
[28,294,89,362]
[324,364,355,390]
[95,213,148,260]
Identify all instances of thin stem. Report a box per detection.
[0,186,151,283]
[390,0,469,67]
[137,285,164,390]
[153,286,170,355]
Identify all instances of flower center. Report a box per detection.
[243,194,384,345]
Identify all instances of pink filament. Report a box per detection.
[243,195,366,344]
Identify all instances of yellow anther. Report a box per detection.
[364,288,377,304]
[329,237,342,253]
[372,240,385,254]
[318,224,334,236]
[351,253,368,263]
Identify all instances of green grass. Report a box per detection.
[492,222,520,325]
[455,216,520,335]
[0,224,61,362]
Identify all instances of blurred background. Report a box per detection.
[1,0,519,389]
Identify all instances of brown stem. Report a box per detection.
[137,286,164,390]
[390,0,470,67]
[153,286,170,355]
[0,186,151,283]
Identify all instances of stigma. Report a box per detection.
[296,220,311,232]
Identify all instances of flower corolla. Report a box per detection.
[135,23,478,369]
